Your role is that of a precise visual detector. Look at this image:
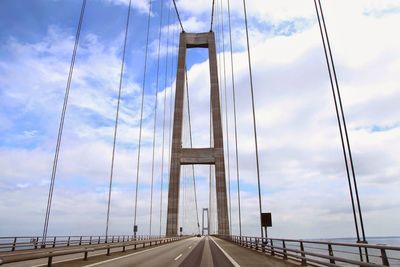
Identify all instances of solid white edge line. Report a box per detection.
[82,246,162,267]
[174,253,183,261]
[210,236,241,267]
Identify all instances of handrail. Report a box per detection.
[218,235,400,266]
[0,235,164,252]
[0,236,184,266]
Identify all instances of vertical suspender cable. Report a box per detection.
[314,0,367,260]
[105,0,132,241]
[219,0,232,235]
[159,3,172,237]
[184,67,201,234]
[319,0,367,242]
[227,0,242,238]
[209,93,213,233]
[149,0,164,237]
[42,0,86,246]
[166,24,178,222]
[134,0,152,238]
[242,0,263,239]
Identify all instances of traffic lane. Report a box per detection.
[82,236,203,267]
[209,238,235,267]
[178,238,205,267]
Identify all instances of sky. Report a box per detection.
[0,0,399,240]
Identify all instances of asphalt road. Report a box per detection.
[2,236,237,267]
[81,236,235,267]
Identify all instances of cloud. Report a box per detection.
[0,0,399,240]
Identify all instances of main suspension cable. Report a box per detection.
[242,0,263,239]
[149,0,164,237]
[42,0,86,245]
[210,0,216,31]
[227,0,242,237]
[159,2,172,237]
[105,0,132,240]
[172,0,185,32]
[134,0,152,238]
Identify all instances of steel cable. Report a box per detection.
[219,0,232,235]
[159,2,172,237]
[242,0,264,239]
[134,0,152,238]
[227,0,242,238]
[42,0,86,246]
[184,67,201,234]
[210,0,216,32]
[149,0,164,237]
[105,0,132,240]
[172,0,185,32]
[314,0,367,260]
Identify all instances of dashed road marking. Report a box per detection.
[174,253,183,261]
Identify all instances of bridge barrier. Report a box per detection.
[217,235,400,266]
[0,234,159,252]
[0,235,184,266]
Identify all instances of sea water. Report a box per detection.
[299,236,400,266]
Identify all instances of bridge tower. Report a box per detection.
[166,32,230,236]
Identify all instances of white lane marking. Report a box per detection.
[83,246,161,267]
[188,246,192,249]
[174,253,183,261]
[210,237,241,267]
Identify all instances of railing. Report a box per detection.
[0,235,158,252]
[220,235,400,266]
[0,235,184,266]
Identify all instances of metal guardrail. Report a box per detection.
[0,235,156,252]
[0,235,183,266]
[220,235,400,266]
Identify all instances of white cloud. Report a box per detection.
[0,0,399,240]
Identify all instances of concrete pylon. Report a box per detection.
[166,32,230,236]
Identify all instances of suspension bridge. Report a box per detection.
[1,0,399,266]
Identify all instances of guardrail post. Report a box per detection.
[107,247,110,256]
[381,248,389,266]
[35,237,39,249]
[112,236,115,243]
[300,241,307,266]
[118,236,120,243]
[67,236,71,246]
[89,236,92,245]
[98,236,101,244]
[282,240,288,260]
[245,237,248,247]
[261,238,266,253]
[270,239,275,256]
[84,251,88,261]
[47,256,53,267]
[52,237,56,248]
[328,244,335,264]
[79,236,82,246]
[12,237,17,251]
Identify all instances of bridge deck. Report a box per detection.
[2,236,301,266]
